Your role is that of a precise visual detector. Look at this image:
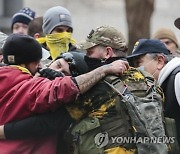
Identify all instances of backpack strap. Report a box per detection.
[104,69,168,154]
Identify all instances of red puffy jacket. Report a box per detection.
[0,66,79,154]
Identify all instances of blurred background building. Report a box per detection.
[0,0,179,43]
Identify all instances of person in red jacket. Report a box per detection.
[0,33,129,154]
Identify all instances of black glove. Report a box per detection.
[39,68,64,80]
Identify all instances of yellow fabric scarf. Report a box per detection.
[37,32,76,60]
[11,65,32,75]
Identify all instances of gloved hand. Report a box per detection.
[39,68,64,80]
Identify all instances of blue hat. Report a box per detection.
[127,39,171,60]
[11,7,36,29]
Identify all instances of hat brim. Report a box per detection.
[41,47,50,61]
[77,40,97,50]
[174,18,180,29]
[127,53,146,66]
[127,52,146,59]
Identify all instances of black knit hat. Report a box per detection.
[2,34,42,65]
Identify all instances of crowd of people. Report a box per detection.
[0,5,180,154]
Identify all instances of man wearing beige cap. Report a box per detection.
[77,25,128,71]
[152,28,179,54]
[72,25,167,154]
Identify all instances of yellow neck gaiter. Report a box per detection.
[11,65,32,75]
[45,32,76,60]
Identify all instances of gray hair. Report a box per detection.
[148,53,175,64]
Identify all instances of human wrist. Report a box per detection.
[100,64,112,75]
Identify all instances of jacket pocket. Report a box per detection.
[71,116,104,154]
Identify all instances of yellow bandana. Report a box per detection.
[36,37,46,44]
[45,32,76,60]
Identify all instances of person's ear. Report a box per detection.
[33,33,40,39]
[157,55,166,70]
[104,47,113,59]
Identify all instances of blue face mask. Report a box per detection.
[137,59,154,72]
[138,65,145,72]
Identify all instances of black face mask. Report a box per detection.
[84,56,127,71]
[84,56,105,71]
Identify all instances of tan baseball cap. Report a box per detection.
[152,28,179,48]
[77,25,127,51]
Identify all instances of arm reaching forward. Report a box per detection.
[76,60,129,94]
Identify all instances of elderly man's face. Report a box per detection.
[133,54,160,80]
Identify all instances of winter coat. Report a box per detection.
[0,66,79,154]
